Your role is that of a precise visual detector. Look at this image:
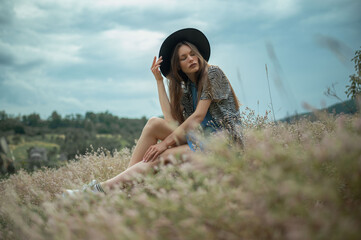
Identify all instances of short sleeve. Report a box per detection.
[200,66,231,101]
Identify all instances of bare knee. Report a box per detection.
[143,117,164,132]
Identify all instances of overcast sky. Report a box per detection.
[1,0,360,120]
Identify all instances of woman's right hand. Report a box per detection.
[151,56,163,82]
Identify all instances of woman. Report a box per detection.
[64,28,242,195]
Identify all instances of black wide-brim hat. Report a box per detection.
[158,28,210,77]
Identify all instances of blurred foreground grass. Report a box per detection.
[0,112,360,240]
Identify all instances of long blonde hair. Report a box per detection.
[167,41,240,124]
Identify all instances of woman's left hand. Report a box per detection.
[151,56,163,82]
[143,141,168,162]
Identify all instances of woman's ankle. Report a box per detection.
[100,182,108,191]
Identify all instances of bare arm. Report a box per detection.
[143,99,212,161]
[156,80,174,122]
[151,56,175,123]
[163,99,211,146]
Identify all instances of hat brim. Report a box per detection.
[158,28,210,77]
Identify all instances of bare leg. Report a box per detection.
[102,144,192,190]
[127,117,179,167]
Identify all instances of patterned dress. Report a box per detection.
[181,65,243,148]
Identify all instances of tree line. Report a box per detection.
[0,111,148,163]
[0,110,147,138]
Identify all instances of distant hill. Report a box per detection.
[280,99,359,123]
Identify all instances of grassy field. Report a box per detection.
[7,133,127,170]
[96,134,129,147]
[0,112,360,240]
[9,140,60,168]
[11,141,60,159]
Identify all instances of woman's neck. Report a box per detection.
[186,64,209,83]
[186,73,197,83]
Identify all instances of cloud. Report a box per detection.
[0,0,15,26]
[1,0,360,119]
[299,0,361,26]
[0,52,15,66]
[14,2,47,19]
[96,27,165,63]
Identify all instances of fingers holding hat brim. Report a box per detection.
[158,28,210,77]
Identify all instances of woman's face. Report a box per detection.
[178,44,199,75]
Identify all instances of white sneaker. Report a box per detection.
[63,180,104,197]
[63,189,81,197]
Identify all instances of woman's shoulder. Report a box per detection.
[207,64,221,73]
[207,65,225,80]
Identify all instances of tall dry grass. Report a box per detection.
[0,112,360,240]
